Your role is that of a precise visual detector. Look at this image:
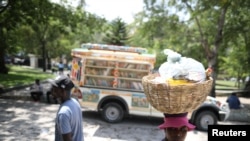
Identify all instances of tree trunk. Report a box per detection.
[208,53,218,97]
[41,40,46,72]
[184,2,228,97]
[209,5,228,97]
[0,51,8,74]
[0,28,9,74]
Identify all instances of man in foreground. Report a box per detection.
[49,76,83,141]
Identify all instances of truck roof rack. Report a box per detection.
[81,43,148,54]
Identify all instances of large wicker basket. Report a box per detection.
[142,74,213,114]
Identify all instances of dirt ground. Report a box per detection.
[0,85,249,141]
[0,99,165,141]
[0,96,250,141]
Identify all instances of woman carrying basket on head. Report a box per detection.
[142,49,212,141]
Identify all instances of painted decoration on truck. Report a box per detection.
[132,93,149,108]
[82,89,100,102]
[71,58,82,82]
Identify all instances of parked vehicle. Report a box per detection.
[188,96,229,131]
[70,43,230,131]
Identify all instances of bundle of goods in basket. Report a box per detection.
[142,49,213,114]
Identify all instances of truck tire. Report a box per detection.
[101,102,124,123]
[194,111,218,131]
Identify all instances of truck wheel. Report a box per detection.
[101,102,124,123]
[194,111,217,131]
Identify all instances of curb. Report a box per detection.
[1,84,33,94]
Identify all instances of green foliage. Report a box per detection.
[0,0,107,73]
[70,10,107,44]
[1,0,250,92]
[103,17,129,46]
[0,0,43,73]
[126,0,250,97]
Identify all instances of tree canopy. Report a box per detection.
[0,0,249,97]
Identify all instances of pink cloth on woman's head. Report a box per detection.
[158,115,195,131]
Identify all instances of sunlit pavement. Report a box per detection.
[0,80,249,141]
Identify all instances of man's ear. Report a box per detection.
[57,88,63,93]
[61,89,67,96]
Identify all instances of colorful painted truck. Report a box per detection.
[70,43,230,131]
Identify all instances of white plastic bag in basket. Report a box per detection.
[180,57,206,82]
[159,49,206,82]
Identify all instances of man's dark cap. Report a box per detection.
[49,75,74,91]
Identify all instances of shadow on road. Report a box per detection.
[82,110,163,126]
[82,110,208,141]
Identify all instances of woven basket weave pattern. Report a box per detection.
[142,74,213,114]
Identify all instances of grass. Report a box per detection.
[216,80,237,89]
[0,65,55,89]
[216,80,243,90]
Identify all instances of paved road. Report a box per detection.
[0,98,204,141]
[1,97,249,141]
[0,83,250,141]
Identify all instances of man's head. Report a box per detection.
[35,79,40,85]
[159,113,195,141]
[231,92,237,96]
[49,75,75,103]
